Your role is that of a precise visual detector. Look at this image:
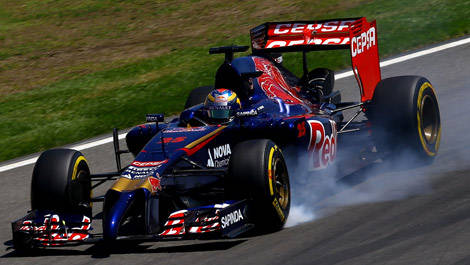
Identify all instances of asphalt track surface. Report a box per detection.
[1,38,469,264]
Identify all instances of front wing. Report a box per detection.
[11,200,253,248]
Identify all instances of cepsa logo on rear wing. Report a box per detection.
[250,17,381,102]
[254,20,355,48]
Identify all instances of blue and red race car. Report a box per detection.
[11,17,441,249]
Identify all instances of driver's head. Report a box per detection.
[204,89,241,123]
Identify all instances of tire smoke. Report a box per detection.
[285,149,437,227]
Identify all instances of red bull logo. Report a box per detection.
[307,120,337,169]
[148,176,162,192]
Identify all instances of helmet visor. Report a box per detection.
[207,109,230,119]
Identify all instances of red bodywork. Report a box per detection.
[253,56,305,105]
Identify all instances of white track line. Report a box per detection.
[1,36,469,173]
[0,134,127,173]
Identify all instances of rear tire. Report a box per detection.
[367,76,441,160]
[227,139,290,232]
[184,86,213,109]
[31,149,91,215]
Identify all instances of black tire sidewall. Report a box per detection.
[31,149,90,213]
[227,139,290,231]
[368,76,441,158]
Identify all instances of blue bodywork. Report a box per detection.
[102,55,344,240]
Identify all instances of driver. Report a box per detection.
[203,88,241,124]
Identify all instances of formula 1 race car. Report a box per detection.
[11,17,441,250]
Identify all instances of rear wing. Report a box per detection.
[250,17,381,102]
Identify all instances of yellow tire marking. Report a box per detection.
[71,155,92,205]
[416,82,438,156]
[268,145,278,196]
[435,126,441,152]
[71,156,87,181]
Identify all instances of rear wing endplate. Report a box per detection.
[350,18,381,102]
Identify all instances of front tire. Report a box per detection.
[368,76,441,160]
[31,149,91,215]
[227,139,290,232]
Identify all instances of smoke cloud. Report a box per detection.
[285,148,441,227]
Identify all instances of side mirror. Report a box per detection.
[179,109,195,125]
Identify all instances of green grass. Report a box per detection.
[0,0,469,161]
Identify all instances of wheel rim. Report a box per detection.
[71,169,90,206]
[273,157,289,210]
[420,94,439,144]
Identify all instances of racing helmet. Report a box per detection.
[204,89,241,122]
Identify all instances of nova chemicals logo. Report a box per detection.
[207,144,231,167]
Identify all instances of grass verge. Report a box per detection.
[0,0,469,161]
